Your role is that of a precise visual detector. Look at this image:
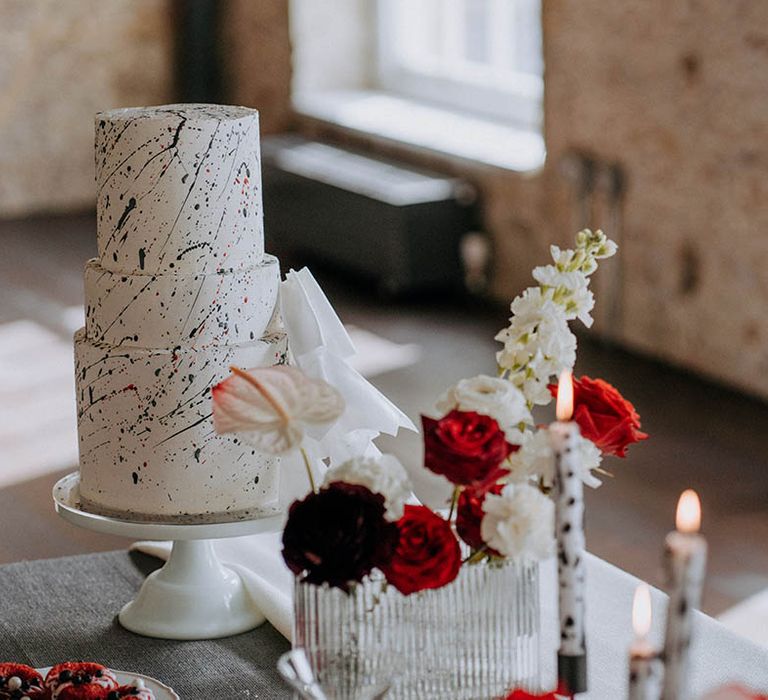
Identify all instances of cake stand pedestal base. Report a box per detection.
[53,472,282,640]
[119,539,265,639]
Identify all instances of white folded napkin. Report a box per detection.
[281,267,416,464]
[279,266,357,361]
[131,533,295,640]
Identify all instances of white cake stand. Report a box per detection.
[53,472,283,641]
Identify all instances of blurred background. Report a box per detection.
[2,0,768,643]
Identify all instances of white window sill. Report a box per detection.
[292,90,546,174]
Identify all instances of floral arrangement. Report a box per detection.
[213,229,648,597]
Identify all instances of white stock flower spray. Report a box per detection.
[495,229,617,408]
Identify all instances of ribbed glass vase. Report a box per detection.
[293,558,541,699]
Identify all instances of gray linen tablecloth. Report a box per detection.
[1,550,768,699]
[0,551,291,699]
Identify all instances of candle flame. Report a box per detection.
[632,583,652,638]
[676,489,701,533]
[556,369,574,421]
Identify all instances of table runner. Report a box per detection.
[1,549,768,698]
[0,551,291,698]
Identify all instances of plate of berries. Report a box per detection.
[0,662,179,700]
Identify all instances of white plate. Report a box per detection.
[36,668,180,699]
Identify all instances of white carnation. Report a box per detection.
[509,429,603,488]
[505,429,552,483]
[323,454,412,521]
[436,375,532,442]
[480,483,554,560]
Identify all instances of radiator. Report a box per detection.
[262,135,475,295]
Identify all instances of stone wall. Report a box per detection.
[542,0,768,397]
[219,0,293,134]
[0,0,174,218]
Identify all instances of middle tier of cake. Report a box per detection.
[84,254,279,348]
[74,328,288,523]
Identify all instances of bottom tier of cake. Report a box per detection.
[74,328,288,523]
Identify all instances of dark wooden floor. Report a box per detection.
[2,213,768,615]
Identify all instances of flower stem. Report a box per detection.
[447,485,460,522]
[300,446,317,493]
[463,547,488,565]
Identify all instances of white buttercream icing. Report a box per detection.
[95,104,264,275]
[84,253,279,348]
[75,329,287,522]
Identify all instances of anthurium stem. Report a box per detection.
[300,446,317,493]
[447,485,460,522]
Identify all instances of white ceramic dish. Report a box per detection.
[36,668,180,699]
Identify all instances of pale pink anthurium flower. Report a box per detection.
[212,365,345,454]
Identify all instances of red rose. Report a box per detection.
[380,505,461,595]
[504,690,559,700]
[549,376,648,457]
[422,410,516,485]
[456,482,504,554]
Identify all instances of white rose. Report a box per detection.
[436,375,532,441]
[322,454,412,521]
[480,483,555,560]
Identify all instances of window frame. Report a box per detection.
[374,0,544,130]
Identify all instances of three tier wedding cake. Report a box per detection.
[74,104,285,523]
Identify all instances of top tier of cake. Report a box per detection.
[95,104,264,276]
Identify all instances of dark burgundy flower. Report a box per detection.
[422,410,516,486]
[549,375,648,457]
[282,482,398,591]
[380,505,461,595]
[455,482,504,554]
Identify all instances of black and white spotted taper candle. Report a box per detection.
[660,490,707,700]
[628,584,662,700]
[550,370,588,695]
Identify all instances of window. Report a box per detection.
[376,0,543,129]
[290,0,546,171]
